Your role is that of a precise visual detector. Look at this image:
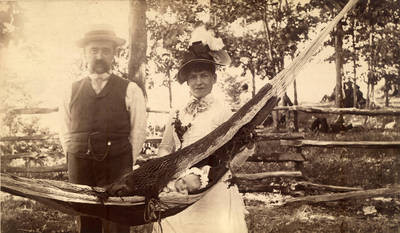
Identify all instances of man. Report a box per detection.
[155,40,248,233]
[59,24,147,233]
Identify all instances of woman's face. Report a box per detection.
[186,70,216,99]
[175,174,201,193]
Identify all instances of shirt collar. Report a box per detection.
[184,92,215,117]
[190,92,214,104]
[88,72,111,81]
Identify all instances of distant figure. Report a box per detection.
[392,86,399,97]
[355,85,366,108]
[330,115,353,133]
[282,93,293,106]
[239,83,252,107]
[262,114,274,128]
[310,115,352,133]
[320,87,336,103]
[310,116,329,133]
[241,83,248,92]
[343,81,353,108]
[321,83,366,108]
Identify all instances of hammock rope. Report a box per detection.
[1,0,360,226]
[102,0,360,199]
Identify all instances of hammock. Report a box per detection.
[1,0,359,226]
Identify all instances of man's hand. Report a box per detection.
[105,182,134,197]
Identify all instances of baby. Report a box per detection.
[163,165,211,195]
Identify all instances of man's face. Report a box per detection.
[186,70,216,99]
[84,40,115,74]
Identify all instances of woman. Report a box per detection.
[153,39,248,233]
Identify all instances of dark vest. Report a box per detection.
[67,74,132,160]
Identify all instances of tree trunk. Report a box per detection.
[334,21,344,108]
[385,78,389,107]
[385,91,389,107]
[367,23,374,108]
[366,82,370,107]
[167,71,173,109]
[251,67,256,97]
[371,83,375,107]
[159,0,168,13]
[351,18,358,108]
[353,81,357,107]
[293,79,299,131]
[128,0,147,96]
[262,3,273,61]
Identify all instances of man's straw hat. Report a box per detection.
[76,24,126,48]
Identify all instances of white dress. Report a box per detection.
[154,93,248,233]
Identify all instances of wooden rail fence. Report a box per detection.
[281,140,400,149]
[4,105,400,116]
[1,106,399,197]
[1,107,170,115]
[273,106,400,116]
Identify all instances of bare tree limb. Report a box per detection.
[285,185,400,204]
[234,171,302,180]
[281,140,400,149]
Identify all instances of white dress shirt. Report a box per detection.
[158,92,232,155]
[59,73,147,165]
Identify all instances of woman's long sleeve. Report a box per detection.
[158,117,175,157]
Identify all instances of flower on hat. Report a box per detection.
[177,25,231,84]
[189,25,224,51]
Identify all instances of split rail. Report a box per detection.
[1,106,400,200]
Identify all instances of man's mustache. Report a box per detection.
[92,59,110,74]
[93,59,108,68]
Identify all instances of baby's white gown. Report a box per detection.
[153,93,248,233]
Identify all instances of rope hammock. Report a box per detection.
[1,0,359,226]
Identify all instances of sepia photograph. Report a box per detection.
[1,0,399,232]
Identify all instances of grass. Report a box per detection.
[1,195,75,233]
[245,198,400,233]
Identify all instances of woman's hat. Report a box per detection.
[177,39,231,84]
[76,24,126,48]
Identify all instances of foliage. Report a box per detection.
[0,72,63,176]
[144,0,318,102]
[222,75,244,107]
[146,0,208,105]
[208,0,318,97]
[309,0,400,106]
[0,1,24,48]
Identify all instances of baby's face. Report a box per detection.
[175,174,201,194]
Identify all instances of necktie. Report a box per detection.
[90,73,109,94]
[92,78,103,94]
